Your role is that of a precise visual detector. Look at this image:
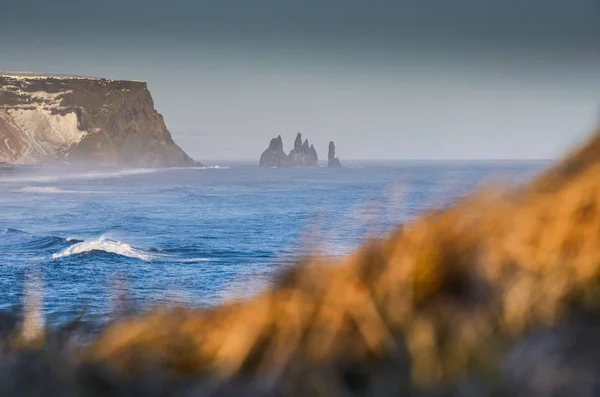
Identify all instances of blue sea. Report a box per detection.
[0,161,548,323]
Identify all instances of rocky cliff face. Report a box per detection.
[0,74,196,167]
[327,141,342,168]
[259,133,318,167]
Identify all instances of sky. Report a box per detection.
[1,0,599,161]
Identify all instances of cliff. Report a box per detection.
[327,140,342,167]
[0,74,196,167]
[259,133,318,167]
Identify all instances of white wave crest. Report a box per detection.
[18,186,76,194]
[52,236,153,261]
[168,166,230,170]
[16,186,107,194]
[178,257,212,263]
[0,168,162,184]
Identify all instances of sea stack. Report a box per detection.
[288,133,318,167]
[327,141,342,168]
[0,73,196,167]
[259,135,289,167]
[259,133,319,168]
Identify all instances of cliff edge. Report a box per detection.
[0,74,196,167]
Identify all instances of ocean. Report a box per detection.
[0,161,548,323]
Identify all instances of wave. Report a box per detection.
[52,236,154,261]
[167,165,230,170]
[52,235,213,263]
[0,228,65,250]
[198,165,229,169]
[0,168,162,184]
[16,186,110,194]
[1,228,213,263]
[18,186,78,194]
[178,257,213,263]
[0,227,30,237]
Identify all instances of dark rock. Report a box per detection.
[294,133,302,151]
[0,75,197,167]
[328,141,342,168]
[259,135,290,167]
[259,133,318,168]
[288,133,318,167]
[309,145,317,161]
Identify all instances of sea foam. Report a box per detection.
[52,236,153,261]
[52,235,212,263]
[0,168,162,184]
[17,186,109,194]
[19,186,77,194]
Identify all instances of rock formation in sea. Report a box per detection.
[0,73,197,167]
[259,135,289,167]
[288,133,318,167]
[259,133,318,167]
[327,141,342,168]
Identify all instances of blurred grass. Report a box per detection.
[3,129,600,396]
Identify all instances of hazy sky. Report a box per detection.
[2,0,600,161]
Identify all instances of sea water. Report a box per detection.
[0,161,548,322]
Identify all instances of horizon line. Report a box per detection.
[196,158,555,163]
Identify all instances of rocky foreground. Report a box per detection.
[0,73,196,167]
[4,128,600,396]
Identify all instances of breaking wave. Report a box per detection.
[52,236,154,261]
[51,235,213,263]
[1,229,214,263]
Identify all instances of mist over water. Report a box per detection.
[0,161,547,321]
